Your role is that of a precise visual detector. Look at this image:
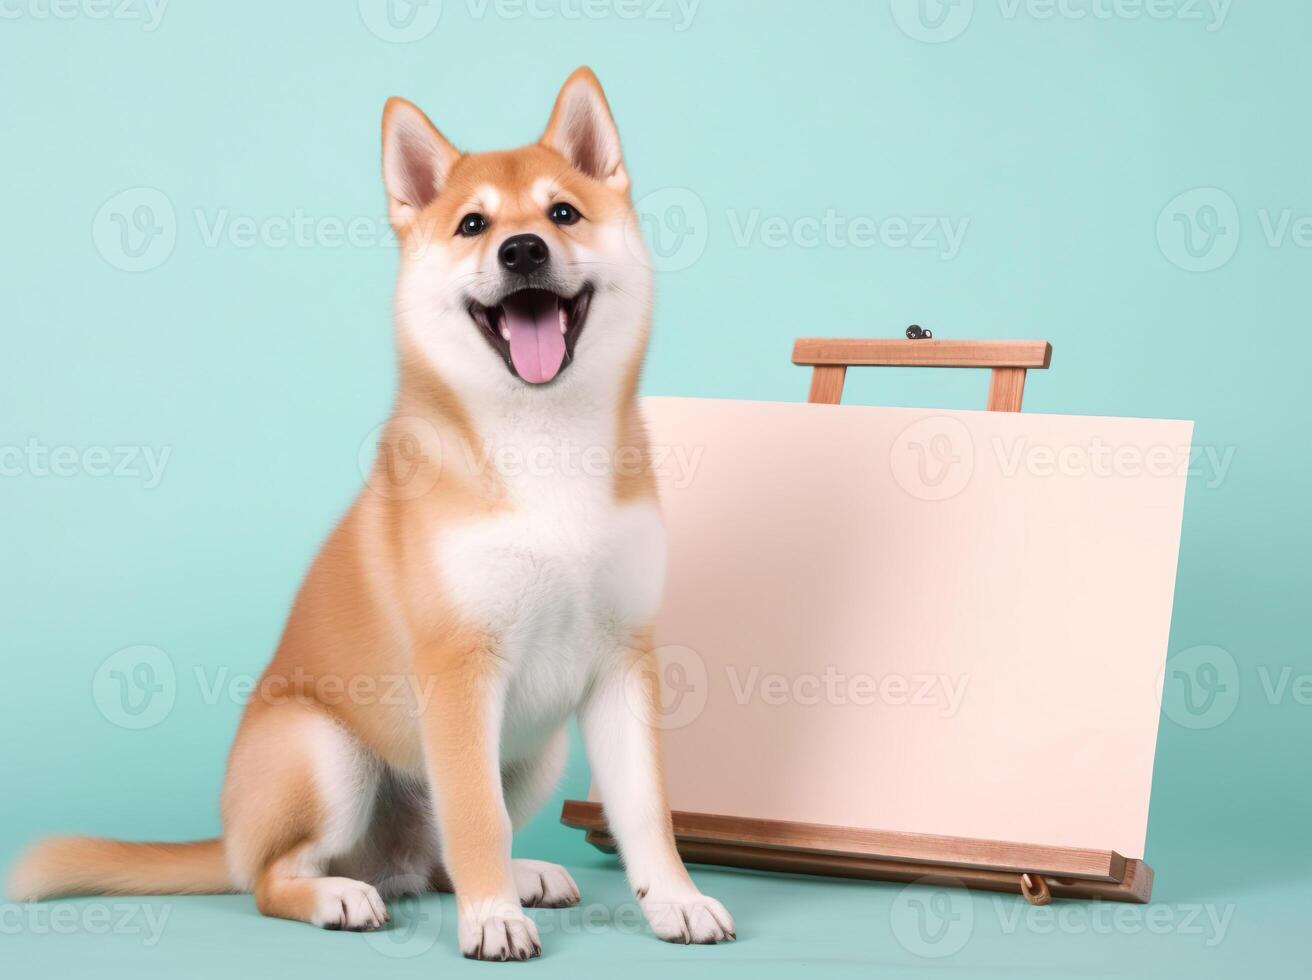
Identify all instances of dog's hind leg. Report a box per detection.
[222,705,389,931]
[503,729,580,909]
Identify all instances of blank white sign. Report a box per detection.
[627,397,1191,859]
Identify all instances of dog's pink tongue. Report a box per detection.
[503,299,566,384]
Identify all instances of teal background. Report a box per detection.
[2,0,1307,976]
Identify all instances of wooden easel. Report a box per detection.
[561,336,1155,905]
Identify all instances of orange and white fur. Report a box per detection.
[9,67,734,961]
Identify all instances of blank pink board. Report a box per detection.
[602,396,1192,859]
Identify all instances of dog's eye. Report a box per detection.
[548,202,581,226]
[457,213,488,237]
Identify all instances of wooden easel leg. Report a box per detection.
[808,365,847,405]
[987,367,1027,411]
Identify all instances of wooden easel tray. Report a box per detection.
[561,801,1153,905]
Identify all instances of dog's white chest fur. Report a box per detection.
[433,423,665,761]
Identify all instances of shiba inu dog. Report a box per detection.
[9,67,734,961]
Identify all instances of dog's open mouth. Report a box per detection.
[467,286,593,385]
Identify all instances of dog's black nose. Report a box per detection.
[498,234,549,275]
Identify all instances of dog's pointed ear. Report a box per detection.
[541,67,628,192]
[382,97,460,232]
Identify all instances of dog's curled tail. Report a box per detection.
[7,836,232,901]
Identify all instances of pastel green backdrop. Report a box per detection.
[1,1,1306,976]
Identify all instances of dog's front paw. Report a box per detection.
[459,900,542,961]
[639,889,735,944]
